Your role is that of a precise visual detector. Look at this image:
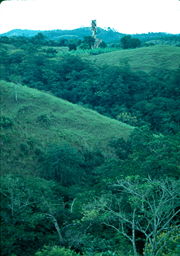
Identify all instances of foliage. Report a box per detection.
[80,177,180,256]
[144,228,180,256]
[80,36,95,49]
[1,38,180,134]
[108,127,180,177]
[43,142,85,185]
[0,80,132,174]
[120,35,141,49]
[0,35,179,256]
[1,43,179,133]
[89,45,180,72]
[0,174,65,256]
[68,43,77,51]
[116,112,138,126]
[34,246,80,256]
[0,115,14,128]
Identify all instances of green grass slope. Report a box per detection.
[0,81,133,174]
[88,45,180,72]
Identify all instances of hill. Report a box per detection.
[88,45,180,72]
[1,28,179,44]
[0,81,133,174]
[0,27,124,42]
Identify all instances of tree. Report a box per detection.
[31,33,46,45]
[121,35,132,49]
[99,41,107,48]
[34,246,80,256]
[130,38,141,48]
[121,35,141,49]
[68,43,77,51]
[43,143,85,185]
[80,36,95,49]
[58,38,68,46]
[0,174,65,256]
[82,177,180,256]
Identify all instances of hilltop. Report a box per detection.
[88,45,180,72]
[1,28,179,44]
[0,81,133,174]
[0,27,123,42]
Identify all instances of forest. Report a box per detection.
[0,32,180,256]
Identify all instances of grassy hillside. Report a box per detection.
[0,81,133,174]
[88,45,180,72]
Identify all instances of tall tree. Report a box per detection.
[81,177,180,256]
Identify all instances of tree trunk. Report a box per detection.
[132,209,138,256]
[46,214,63,245]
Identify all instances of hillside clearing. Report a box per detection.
[88,45,180,72]
[0,81,133,174]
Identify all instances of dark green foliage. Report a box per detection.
[121,35,141,49]
[108,127,180,178]
[0,115,13,128]
[0,35,179,256]
[68,44,77,51]
[37,113,53,127]
[80,36,95,49]
[44,48,58,57]
[0,38,179,134]
[99,41,107,48]
[43,143,85,185]
[34,246,80,256]
[3,28,180,46]
[0,175,65,256]
[58,39,69,46]
[31,33,46,45]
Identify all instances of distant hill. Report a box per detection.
[88,45,180,72]
[0,81,133,174]
[0,29,42,37]
[1,27,179,43]
[0,27,124,42]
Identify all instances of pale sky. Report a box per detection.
[0,0,180,34]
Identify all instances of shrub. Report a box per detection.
[0,115,13,128]
[34,246,80,256]
[43,142,85,185]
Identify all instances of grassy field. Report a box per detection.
[87,45,180,72]
[4,43,180,73]
[0,81,133,174]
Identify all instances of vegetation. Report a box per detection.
[120,35,141,49]
[1,28,180,46]
[0,37,180,133]
[88,45,180,72]
[0,32,179,256]
[0,80,132,174]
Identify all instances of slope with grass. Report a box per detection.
[88,45,180,72]
[0,81,133,174]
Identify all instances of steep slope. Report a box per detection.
[0,81,133,174]
[88,45,180,72]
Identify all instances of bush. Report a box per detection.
[116,112,138,126]
[120,35,141,49]
[68,44,77,51]
[34,246,80,256]
[43,142,85,185]
[0,115,13,128]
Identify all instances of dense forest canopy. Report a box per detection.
[0,31,180,256]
